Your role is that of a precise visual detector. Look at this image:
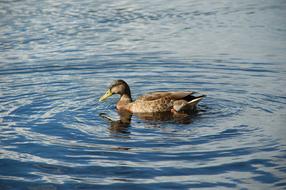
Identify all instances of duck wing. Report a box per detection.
[136,91,198,102]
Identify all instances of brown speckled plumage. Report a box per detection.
[99,80,205,113]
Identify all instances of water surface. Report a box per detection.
[1,0,286,189]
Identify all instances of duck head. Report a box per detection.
[99,80,131,101]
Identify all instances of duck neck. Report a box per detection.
[116,93,132,111]
[120,93,132,103]
[121,84,132,103]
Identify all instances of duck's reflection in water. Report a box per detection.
[99,110,132,136]
[100,110,196,135]
[135,111,194,124]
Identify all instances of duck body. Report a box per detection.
[99,80,205,114]
[128,91,204,113]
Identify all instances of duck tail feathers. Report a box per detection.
[176,95,205,112]
[188,95,206,107]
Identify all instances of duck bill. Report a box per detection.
[99,89,112,101]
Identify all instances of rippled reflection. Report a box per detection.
[100,111,132,135]
[100,109,196,136]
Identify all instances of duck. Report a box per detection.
[99,80,205,113]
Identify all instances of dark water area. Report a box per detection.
[1,0,286,189]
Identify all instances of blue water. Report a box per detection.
[1,0,286,189]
